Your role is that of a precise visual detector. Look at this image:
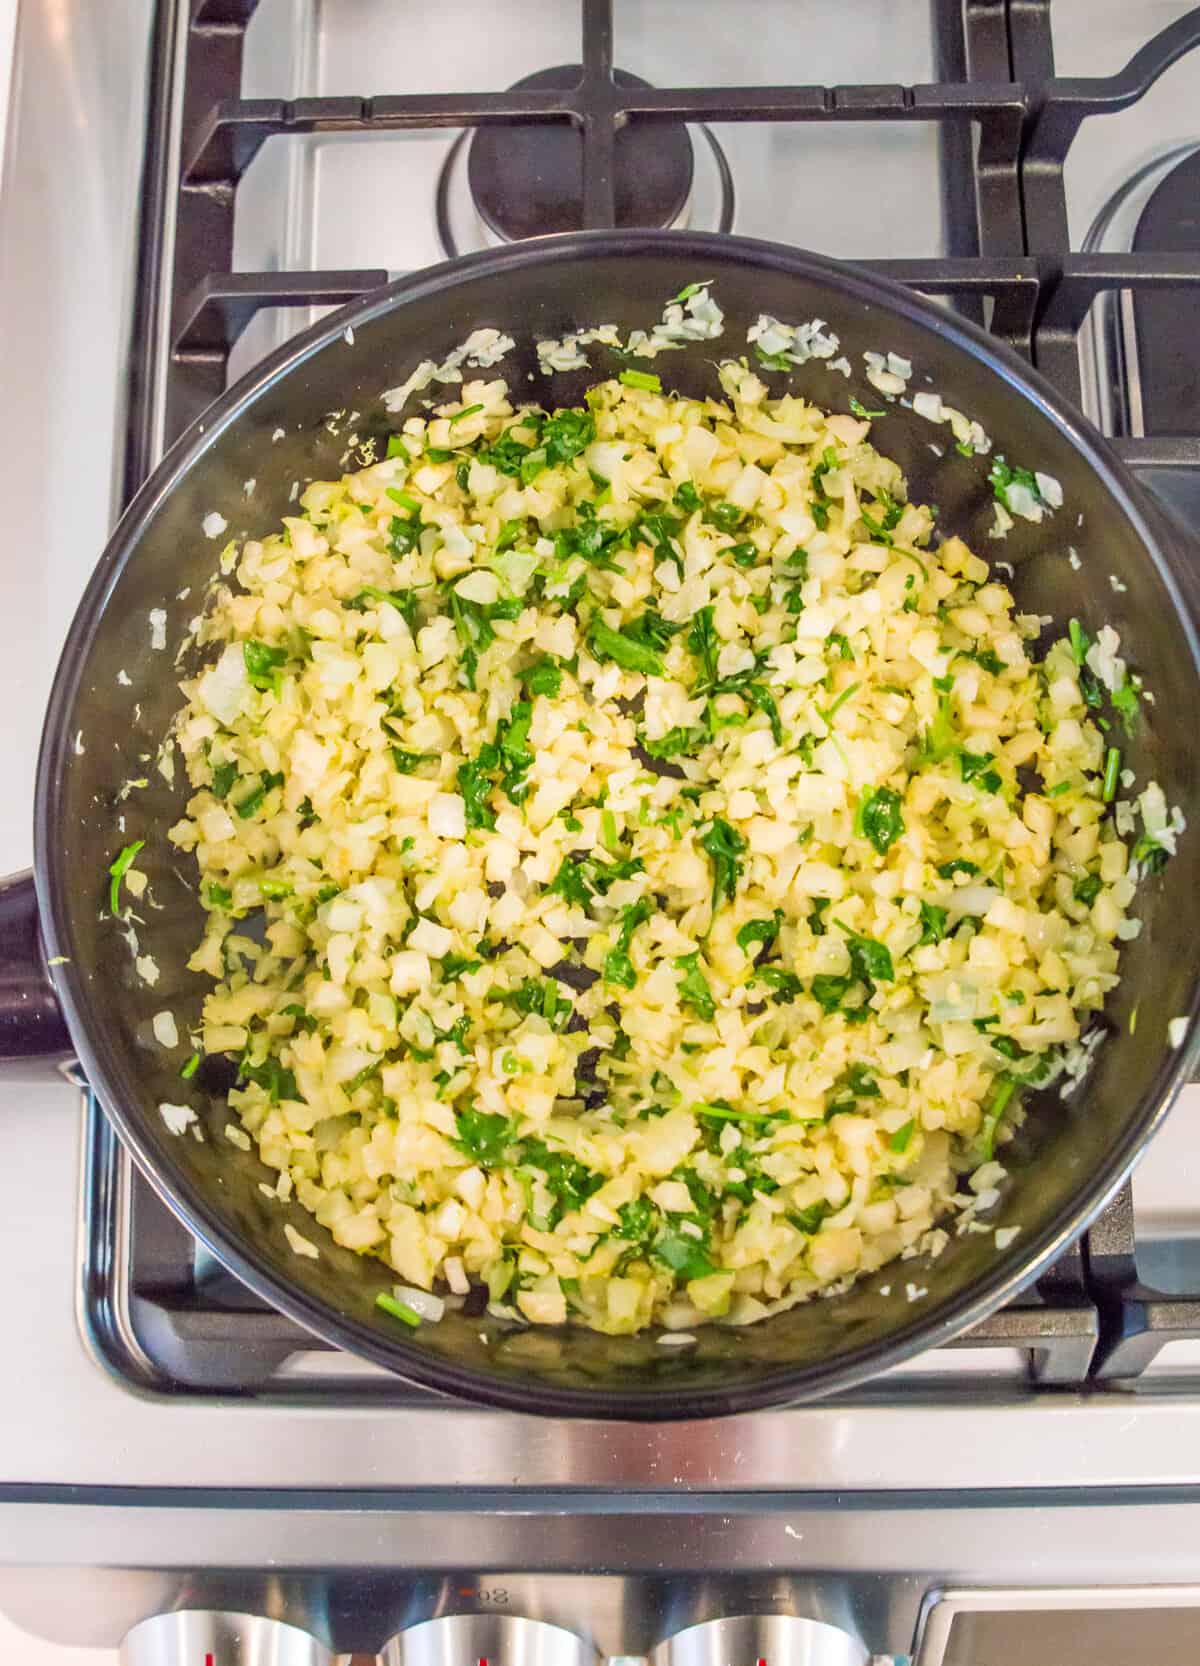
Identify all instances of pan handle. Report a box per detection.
[0,872,73,1063]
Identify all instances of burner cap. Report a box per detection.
[468,66,694,242]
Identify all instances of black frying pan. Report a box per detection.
[4,230,1199,1419]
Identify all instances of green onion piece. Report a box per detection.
[386,487,421,512]
[449,403,484,426]
[1102,746,1121,803]
[669,279,712,304]
[386,434,409,460]
[979,1076,1017,1160]
[180,1052,200,1079]
[1068,617,1089,666]
[692,1101,776,1124]
[889,1118,915,1153]
[817,681,860,726]
[1047,780,1072,797]
[375,1291,421,1327]
[108,839,145,916]
[619,369,662,393]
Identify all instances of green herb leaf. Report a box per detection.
[736,913,782,956]
[988,455,1044,514]
[747,682,783,746]
[243,639,288,694]
[604,896,653,988]
[937,858,979,879]
[457,746,499,831]
[454,1107,514,1166]
[699,817,746,911]
[856,785,905,855]
[750,966,804,1003]
[525,657,563,698]
[1073,873,1102,905]
[917,899,948,944]
[687,605,719,689]
[960,750,1002,794]
[541,409,595,467]
[850,396,886,419]
[210,760,238,799]
[239,1055,297,1103]
[675,951,715,1020]
[834,919,895,985]
[789,1201,831,1235]
[588,615,666,677]
[652,1229,715,1283]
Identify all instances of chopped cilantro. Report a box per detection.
[938,858,979,879]
[210,759,238,798]
[588,614,671,677]
[457,749,498,831]
[243,639,287,695]
[239,1055,297,1103]
[702,501,747,535]
[687,605,719,688]
[856,785,905,855]
[751,966,804,1003]
[834,919,895,984]
[699,817,746,910]
[604,897,653,988]
[789,1201,831,1235]
[960,750,1002,794]
[641,724,707,759]
[525,657,563,698]
[917,899,949,944]
[988,455,1044,514]
[496,700,534,804]
[736,913,782,956]
[675,951,715,1020]
[541,409,595,466]
[652,1229,715,1283]
[454,1107,514,1166]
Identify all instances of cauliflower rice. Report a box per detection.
[152,360,1165,1336]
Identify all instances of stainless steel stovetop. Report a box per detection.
[3,2,1200,1663]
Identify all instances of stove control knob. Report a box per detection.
[384,1614,596,1666]
[651,1616,866,1666]
[121,1611,335,1666]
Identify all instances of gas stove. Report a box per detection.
[4,2,1200,1663]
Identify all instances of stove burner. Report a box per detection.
[436,69,734,258]
[469,66,694,243]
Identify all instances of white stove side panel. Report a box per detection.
[0,0,153,877]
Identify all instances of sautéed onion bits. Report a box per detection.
[144,352,1178,1337]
